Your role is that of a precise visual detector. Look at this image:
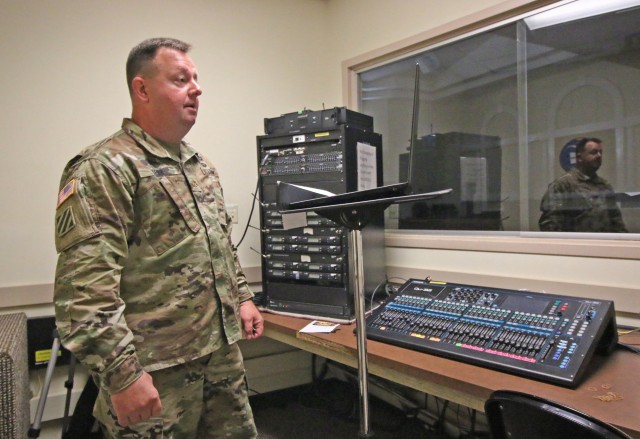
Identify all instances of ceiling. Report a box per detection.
[360,5,640,101]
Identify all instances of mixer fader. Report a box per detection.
[365,279,618,387]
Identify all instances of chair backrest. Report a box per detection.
[484,390,632,439]
[0,313,30,439]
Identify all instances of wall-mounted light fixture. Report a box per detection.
[524,0,640,30]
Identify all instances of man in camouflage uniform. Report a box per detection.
[53,38,263,438]
[539,137,627,233]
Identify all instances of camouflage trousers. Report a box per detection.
[94,343,257,439]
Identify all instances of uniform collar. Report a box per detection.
[121,118,198,163]
[570,167,597,182]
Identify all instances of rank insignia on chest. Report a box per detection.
[57,179,76,207]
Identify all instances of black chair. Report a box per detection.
[484,390,632,439]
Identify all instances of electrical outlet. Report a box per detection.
[227,204,239,224]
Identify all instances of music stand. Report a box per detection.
[277,181,451,438]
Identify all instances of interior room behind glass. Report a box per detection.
[359,0,640,235]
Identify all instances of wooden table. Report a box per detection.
[263,313,640,438]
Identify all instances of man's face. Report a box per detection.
[576,140,603,175]
[144,47,202,138]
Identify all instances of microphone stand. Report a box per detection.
[323,205,388,438]
[277,182,450,437]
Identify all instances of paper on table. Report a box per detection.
[299,320,340,333]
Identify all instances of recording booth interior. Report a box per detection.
[398,131,502,231]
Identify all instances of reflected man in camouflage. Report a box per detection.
[53,38,263,438]
[539,137,627,233]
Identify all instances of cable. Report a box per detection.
[469,408,477,436]
[311,353,329,384]
[618,326,639,336]
[369,277,389,311]
[368,276,410,311]
[436,398,449,434]
[617,326,640,354]
[617,342,640,354]
[234,179,260,249]
[235,150,278,249]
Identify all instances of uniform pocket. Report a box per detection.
[141,176,201,256]
[130,417,164,438]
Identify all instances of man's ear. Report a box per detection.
[131,77,149,102]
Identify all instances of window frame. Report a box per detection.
[342,0,640,261]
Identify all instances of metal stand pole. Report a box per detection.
[28,330,77,439]
[62,355,77,435]
[276,168,448,439]
[28,331,61,438]
[351,228,374,438]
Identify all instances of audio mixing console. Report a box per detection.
[365,279,618,387]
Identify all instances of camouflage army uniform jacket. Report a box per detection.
[54,118,254,394]
[539,167,627,232]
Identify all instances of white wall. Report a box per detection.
[0,0,336,293]
[324,0,506,74]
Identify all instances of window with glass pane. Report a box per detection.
[359,0,640,236]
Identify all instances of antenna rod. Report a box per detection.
[408,63,420,185]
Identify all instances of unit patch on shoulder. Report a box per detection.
[57,179,76,207]
[54,178,101,253]
[56,206,76,237]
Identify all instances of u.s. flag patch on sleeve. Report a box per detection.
[54,178,100,253]
[57,179,76,207]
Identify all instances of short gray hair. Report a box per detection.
[126,38,192,95]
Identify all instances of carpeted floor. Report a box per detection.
[53,377,446,438]
[251,380,443,439]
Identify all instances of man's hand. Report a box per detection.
[239,300,264,339]
[110,371,162,427]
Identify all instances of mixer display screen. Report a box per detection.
[365,279,617,387]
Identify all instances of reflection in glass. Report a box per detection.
[539,138,628,232]
[359,0,640,235]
